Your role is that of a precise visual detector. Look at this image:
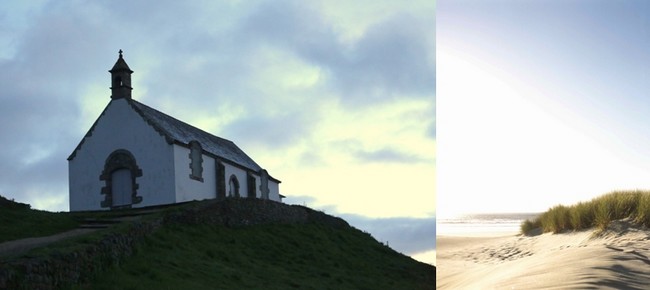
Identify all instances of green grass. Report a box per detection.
[0,195,80,243]
[521,190,650,235]
[68,223,434,290]
[0,197,433,289]
[0,195,198,244]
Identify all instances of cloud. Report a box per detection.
[0,19,89,209]
[0,146,71,210]
[355,148,431,164]
[340,214,436,254]
[240,1,339,60]
[282,194,318,206]
[240,1,435,107]
[0,1,113,209]
[329,14,435,105]
[220,113,314,149]
[428,115,436,139]
[283,196,436,255]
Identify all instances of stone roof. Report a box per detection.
[128,100,264,172]
[68,99,278,181]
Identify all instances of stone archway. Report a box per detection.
[228,174,240,198]
[100,149,143,209]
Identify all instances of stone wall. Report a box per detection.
[0,218,163,290]
[166,198,348,229]
[0,198,348,290]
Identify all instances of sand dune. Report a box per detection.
[437,219,650,289]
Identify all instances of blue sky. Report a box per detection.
[0,1,435,264]
[438,1,650,217]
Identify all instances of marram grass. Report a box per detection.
[521,190,650,235]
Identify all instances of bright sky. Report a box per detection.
[0,1,434,263]
[438,1,650,218]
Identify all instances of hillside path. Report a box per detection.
[0,207,168,259]
[0,228,99,258]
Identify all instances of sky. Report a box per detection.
[438,1,650,218]
[0,1,435,264]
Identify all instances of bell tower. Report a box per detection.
[109,50,134,99]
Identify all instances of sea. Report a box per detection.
[437,212,542,236]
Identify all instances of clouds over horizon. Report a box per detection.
[283,194,435,264]
[0,1,434,220]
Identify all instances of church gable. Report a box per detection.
[68,98,177,211]
[66,99,168,162]
[67,103,111,161]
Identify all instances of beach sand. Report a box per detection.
[436,219,650,289]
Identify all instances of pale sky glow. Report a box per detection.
[438,1,650,218]
[0,0,434,263]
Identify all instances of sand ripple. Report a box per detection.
[437,219,650,289]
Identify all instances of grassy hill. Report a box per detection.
[0,195,79,243]
[71,222,433,289]
[0,196,435,289]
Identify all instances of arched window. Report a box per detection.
[189,141,203,181]
[228,175,240,197]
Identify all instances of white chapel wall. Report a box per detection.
[69,99,176,211]
[220,163,281,201]
[253,173,281,202]
[268,181,280,202]
[173,144,216,202]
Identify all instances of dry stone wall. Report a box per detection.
[167,198,348,229]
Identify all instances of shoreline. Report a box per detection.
[437,220,650,289]
[436,212,533,238]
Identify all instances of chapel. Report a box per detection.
[68,51,282,211]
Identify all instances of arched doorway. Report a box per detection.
[100,149,143,209]
[228,175,240,198]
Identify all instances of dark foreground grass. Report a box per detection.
[0,195,79,243]
[69,223,435,290]
[521,190,650,235]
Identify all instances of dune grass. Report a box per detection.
[521,190,650,235]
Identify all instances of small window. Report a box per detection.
[189,141,203,181]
